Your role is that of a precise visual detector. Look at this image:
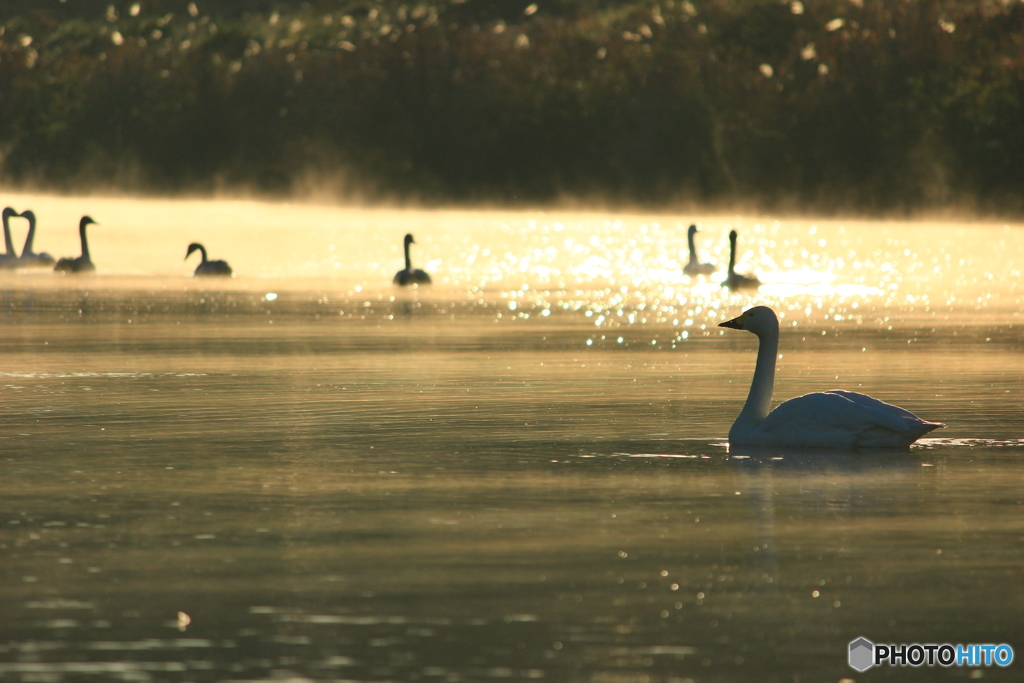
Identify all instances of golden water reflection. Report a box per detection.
[0,195,1022,682]
[3,194,1021,325]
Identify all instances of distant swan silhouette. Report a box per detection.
[18,210,56,267]
[393,233,431,285]
[721,229,760,290]
[186,242,233,276]
[719,306,943,448]
[1,207,20,269]
[54,216,98,273]
[682,224,716,276]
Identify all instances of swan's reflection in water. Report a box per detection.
[727,444,923,603]
[730,456,782,599]
[727,443,924,469]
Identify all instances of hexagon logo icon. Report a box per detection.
[849,637,875,672]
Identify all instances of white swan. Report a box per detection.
[186,242,233,276]
[393,233,431,285]
[54,216,98,273]
[1,207,20,269]
[18,210,56,267]
[721,229,760,290]
[719,306,943,448]
[683,224,716,276]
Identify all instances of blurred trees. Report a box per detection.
[0,0,1022,214]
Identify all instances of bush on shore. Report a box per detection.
[1,0,1022,215]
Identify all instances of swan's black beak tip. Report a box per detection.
[719,317,743,329]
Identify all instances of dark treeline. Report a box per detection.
[1,0,1022,214]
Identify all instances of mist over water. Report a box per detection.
[1,194,1022,682]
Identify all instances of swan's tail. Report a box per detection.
[912,421,945,439]
[858,420,944,448]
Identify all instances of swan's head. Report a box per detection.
[21,210,35,223]
[719,306,778,336]
[688,224,698,236]
[186,242,204,260]
[80,216,97,228]
[2,207,17,222]
[729,229,738,244]
[404,233,415,246]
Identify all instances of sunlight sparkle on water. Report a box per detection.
[2,194,1022,337]
[1,195,1022,683]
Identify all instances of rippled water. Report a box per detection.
[1,194,1022,682]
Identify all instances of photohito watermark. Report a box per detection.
[848,637,1014,672]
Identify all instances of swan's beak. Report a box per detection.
[719,312,747,329]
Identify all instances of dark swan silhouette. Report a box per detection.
[719,306,944,448]
[1,207,20,269]
[721,229,760,290]
[393,233,431,285]
[54,216,98,273]
[682,224,716,276]
[186,242,233,276]
[18,210,56,267]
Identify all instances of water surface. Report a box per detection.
[1,195,1022,681]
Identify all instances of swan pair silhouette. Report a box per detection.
[720,306,943,448]
[683,225,760,290]
[2,207,57,269]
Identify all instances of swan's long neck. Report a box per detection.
[727,234,737,276]
[404,240,412,271]
[198,245,208,263]
[736,325,778,429]
[687,229,698,264]
[2,213,14,256]
[79,220,91,259]
[22,214,36,254]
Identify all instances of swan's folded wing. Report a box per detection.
[822,390,941,423]
[760,391,938,437]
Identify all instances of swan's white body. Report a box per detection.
[721,229,760,290]
[682,224,715,276]
[1,208,20,269]
[18,210,56,267]
[720,306,943,448]
[186,242,233,276]
[393,233,431,285]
